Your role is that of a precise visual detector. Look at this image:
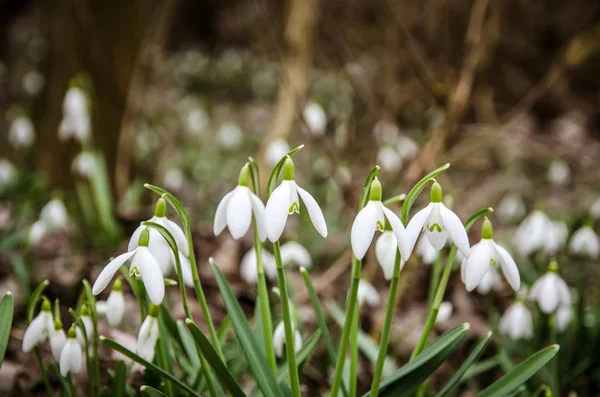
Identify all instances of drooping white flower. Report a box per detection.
[217,122,242,149]
[9,116,35,149]
[273,321,302,358]
[129,198,193,286]
[547,159,571,185]
[555,305,573,332]
[60,327,83,376]
[569,224,600,259]
[476,266,503,295]
[461,218,520,292]
[405,182,470,258]
[29,220,48,245]
[351,178,409,264]
[0,159,17,189]
[377,146,402,172]
[436,302,453,324]
[513,210,565,256]
[264,138,290,167]
[416,236,439,265]
[499,302,533,340]
[71,151,96,178]
[396,135,419,160]
[357,280,380,308]
[265,156,327,242]
[280,241,312,268]
[137,306,160,362]
[303,102,327,136]
[22,300,53,352]
[49,320,66,361]
[105,279,125,327]
[58,86,91,143]
[529,262,571,314]
[497,193,526,223]
[93,228,165,305]
[40,199,69,230]
[375,231,404,279]
[214,163,266,241]
[590,197,600,219]
[240,247,277,284]
[75,304,94,346]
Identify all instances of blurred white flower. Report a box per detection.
[105,285,125,327]
[186,108,209,135]
[377,146,402,172]
[375,231,404,280]
[137,307,159,362]
[216,122,242,149]
[9,116,35,149]
[590,197,600,220]
[547,159,571,185]
[436,302,453,323]
[416,237,439,265]
[58,87,91,143]
[357,280,380,308]
[497,193,526,223]
[529,266,571,314]
[240,247,277,284]
[264,138,290,167]
[555,305,573,332]
[29,220,48,245]
[71,151,96,178]
[303,102,327,136]
[569,224,600,259]
[163,167,185,191]
[59,328,83,376]
[499,302,533,340]
[280,241,312,268]
[476,266,503,295]
[373,120,399,145]
[273,321,302,358]
[22,70,45,96]
[40,199,69,230]
[513,210,565,256]
[22,300,53,352]
[0,159,17,188]
[49,321,66,361]
[396,135,418,160]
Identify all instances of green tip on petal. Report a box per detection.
[482,217,493,239]
[41,298,51,312]
[54,319,63,330]
[148,304,160,317]
[238,163,250,186]
[113,277,123,292]
[430,181,443,203]
[139,228,150,247]
[67,325,77,339]
[548,259,559,273]
[369,177,382,201]
[80,303,89,316]
[282,156,295,180]
[154,198,167,217]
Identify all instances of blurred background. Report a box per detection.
[2,0,600,395]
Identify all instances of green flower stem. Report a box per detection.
[272,241,301,397]
[369,250,401,397]
[550,315,559,396]
[67,373,76,397]
[34,347,53,397]
[349,303,359,397]
[428,254,443,308]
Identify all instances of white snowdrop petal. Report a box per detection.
[495,243,520,291]
[265,181,292,242]
[166,219,189,257]
[464,241,493,292]
[439,204,470,257]
[106,291,125,327]
[92,251,135,295]
[273,322,286,358]
[375,231,398,280]
[214,191,234,236]
[249,192,267,242]
[417,237,440,265]
[436,302,453,323]
[351,201,379,260]
[405,204,433,255]
[295,183,328,238]
[357,280,380,307]
[226,186,253,239]
[538,275,560,314]
[137,248,165,305]
[22,313,49,352]
[556,277,572,308]
[280,241,312,268]
[128,224,144,252]
[176,253,194,287]
[145,226,172,275]
[381,205,411,261]
[50,328,66,361]
[137,317,159,362]
[556,305,573,332]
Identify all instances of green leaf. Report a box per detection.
[186,319,246,397]
[101,337,200,396]
[144,184,191,230]
[436,331,492,397]
[462,357,500,381]
[464,207,495,231]
[209,258,284,397]
[401,163,450,223]
[363,323,469,397]
[266,145,304,196]
[476,345,560,397]
[82,280,98,324]
[277,330,321,382]
[111,361,127,397]
[382,194,407,206]
[140,385,168,397]
[27,279,49,323]
[358,166,381,210]
[177,320,200,368]
[0,292,14,367]
[247,157,262,196]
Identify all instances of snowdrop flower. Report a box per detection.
[29,220,48,245]
[461,218,520,292]
[240,247,277,284]
[265,156,327,242]
[75,304,94,346]
[303,102,327,136]
[405,182,470,258]
[436,302,453,324]
[93,228,165,305]
[214,163,266,241]
[280,241,312,268]
[163,167,185,191]
[104,279,125,327]
[351,178,409,262]
[476,266,503,295]
[216,122,242,149]
[357,279,380,308]
[71,151,96,178]
[556,305,573,332]
[22,299,53,352]
[377,146,402,172]
[497,193,526,223]
[513,210,564,256]
[58,87,91,143]
[499,302,533,340]
[396,135,419,160]
[9,116,35,149]
[50,320,66,361]
[547,159,570,185]
[416,237,439,265]
[0,159,16,188]
[40,198,69,230]
[569,222,600,259]
[129,198,193,286]
[186,108,209,135]
[375,231,404,279]
[137,305,160,362]
[264,138,290,167]
[529,260,571,314]
[273,321,302,358]
[60,326,83,376]
[590,197,600,219]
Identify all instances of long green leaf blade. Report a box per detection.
[140,385,168,397]
[401,163,450,223]
[476,345,560,397]
[0,292,14,367]
[110,360,127,397]
[267,145,304,196]
[27,279,49,323]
